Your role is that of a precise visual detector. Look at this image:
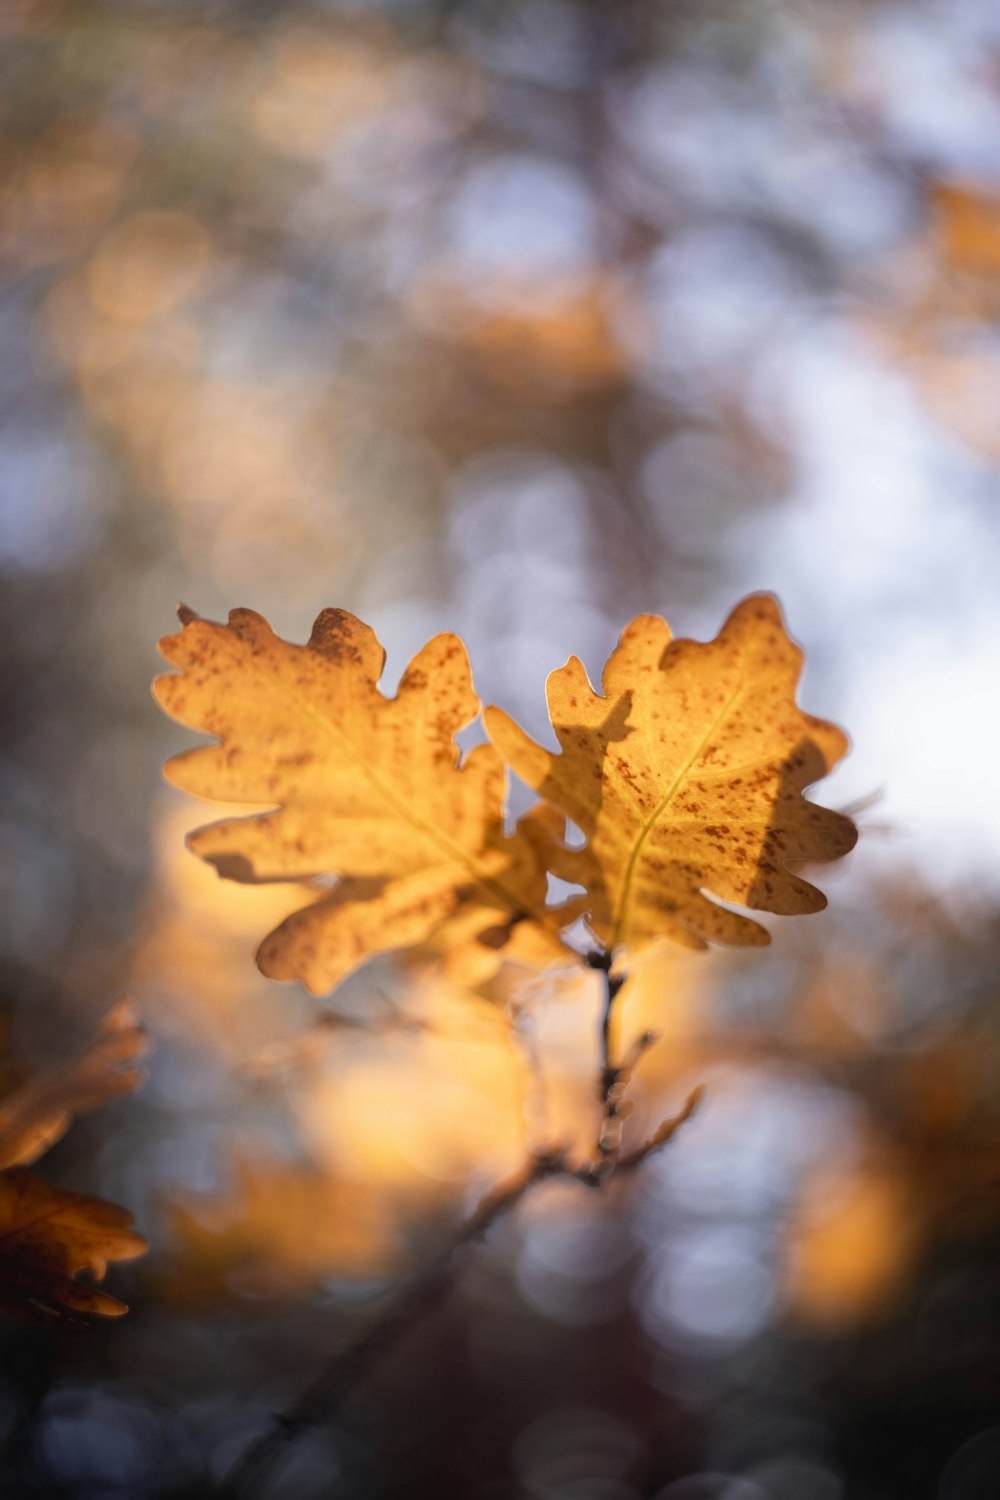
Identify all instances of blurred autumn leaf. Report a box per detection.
[0,1000,148,1323]
[486,594,857,957]
[0,995,146,1167]
[154,605,571,995]
[930,180,1000,277]
[167,1159,397,1302]
[856,177,1000,461]
[783,1150,918,1328]
[0,1174,146,1326]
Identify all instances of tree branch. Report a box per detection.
[587,950,656,1175]
[288,1149,566,1429]
[217,1149,567,1498]
[217,953,704,1497]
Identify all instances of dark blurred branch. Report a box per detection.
[219,955,703,1498]
[288,1149,568,1427]
[217,1148,569,1499]
[586,950,659,1175]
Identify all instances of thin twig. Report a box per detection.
[582,950,697,1183]
[587,951,633,1174]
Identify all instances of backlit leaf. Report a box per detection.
[485,594,856,958]
[154,606,569,995]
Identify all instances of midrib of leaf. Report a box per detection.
[609,673,747,952]
[243,652,540,923]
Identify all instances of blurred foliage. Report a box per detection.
[1,0,1000,1496]
[0,999,146,1324]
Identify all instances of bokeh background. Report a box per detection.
[2,0,1000,1496]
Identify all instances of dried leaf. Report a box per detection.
[485,594,856,957]
[154,607,568,995]
[0,1170,146,1324]
[0,1001,148,1324]
[404,804,576,990]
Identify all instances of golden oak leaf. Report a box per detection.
[154,606,567,995]
[402,803,576,990]
[484,594,856,957]
[0,1001,148,1324]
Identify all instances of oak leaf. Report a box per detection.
[154,607,568,995]
[0,1000,148,1323]
[484,594,857,957]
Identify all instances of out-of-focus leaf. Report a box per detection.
[0,996,146,1169]
[154,606,572,995]
[455,278,625,392]
[486,594,856,958]
[0,1001,148,1325]
[166,1159,398,1301]
[0,1170,146,1324]
[783,1155,917,1327]
[931,181,1000,276]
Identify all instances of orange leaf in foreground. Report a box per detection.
[154,607,570,996]
[485,594,856,958]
